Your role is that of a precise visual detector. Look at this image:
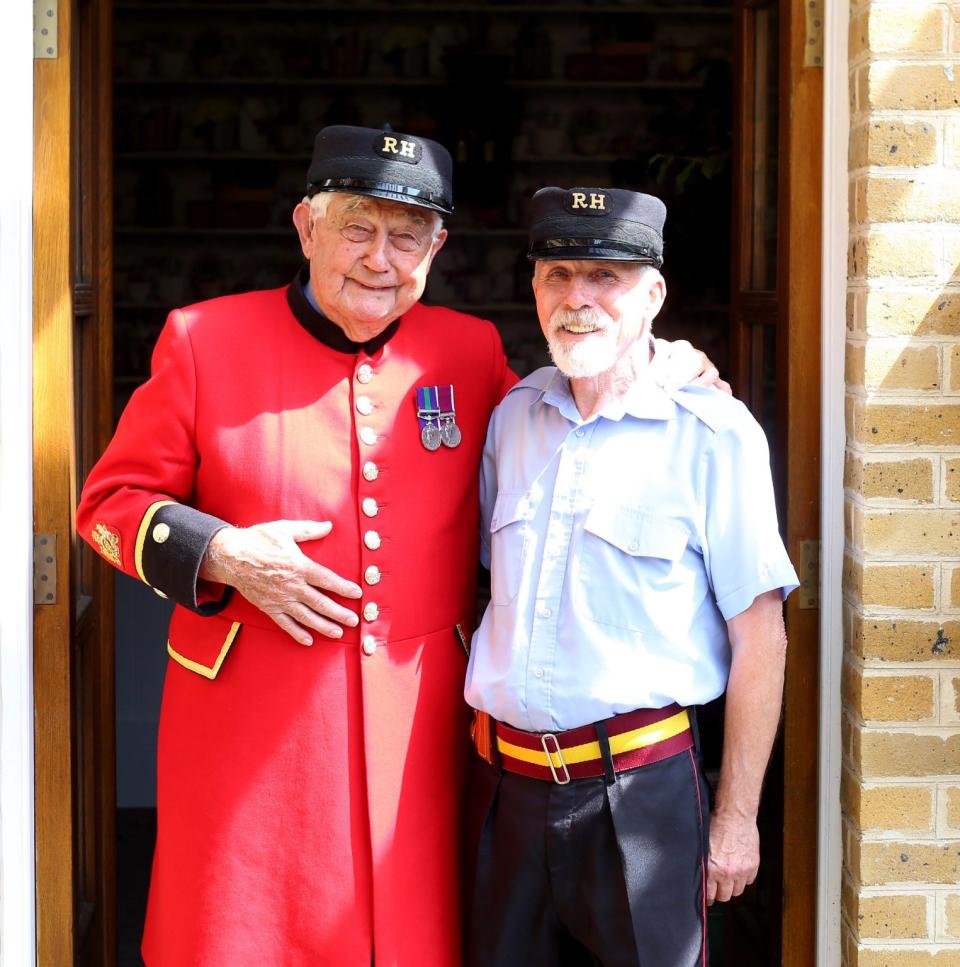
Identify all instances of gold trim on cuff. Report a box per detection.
[166,622,241,680]
[134,499,176,585]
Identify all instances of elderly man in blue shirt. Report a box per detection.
[465,186,800,967]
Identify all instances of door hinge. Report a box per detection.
[804,0,824,67]
[798,540,820,610]
[34,534,57,605]
[34,0,58,59]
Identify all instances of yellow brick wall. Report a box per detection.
[846,2,960,962]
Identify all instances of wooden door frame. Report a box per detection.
[730,0,825,959]
[779,0,823,963]
[33,0,116,963]
[34,0,78,954]
[0,5,38,964]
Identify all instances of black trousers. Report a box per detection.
[467,746,710,967]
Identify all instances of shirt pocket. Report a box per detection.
[489,490,534,606]
[579,505,690,632]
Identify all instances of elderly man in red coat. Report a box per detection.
[78,126,722,967]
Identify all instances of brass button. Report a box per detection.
[356,364,373,384]
[362,635,377,656]
[364,530,381,550]
[363,602,380,621]
[362,497,379,518]
[364,565,381,585]
[362,461,379,482]
[152,523,170,544]
[356,395,374,416]
[359,427,377,446]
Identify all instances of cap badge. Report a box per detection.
[564,190,609,215]
[92,522,122,567]
[375,134,422,165]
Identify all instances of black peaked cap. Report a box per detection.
[306,125,454,215]
[527,187,666,267]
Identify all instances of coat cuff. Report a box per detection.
[135,501,233,615]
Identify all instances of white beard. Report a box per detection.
[546,307,621,379]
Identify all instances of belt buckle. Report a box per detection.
[540,733,571,785]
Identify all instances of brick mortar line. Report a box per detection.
[855,835,960,845]
[859,557,960,565]
[851,390,960,401]
[847,344,960,352]
[852,222,960,230]
[854,170,956,179]
[857,778,960,787]
[850,57,960,69]
[856,56,957,67]
[848,170,948,180]
[856,502,948,509]
[846,281,960,289]
[856,110,960,121]
[856,662,960,673]
[856,667,952,677]
[848,723,960,737]
[856,943,960,950]
[850,390,949,398]
[853,945,960,950]
[847,443,941,458]
[856,609,951,619]
[852,391,950,398]
[849,279,960,289]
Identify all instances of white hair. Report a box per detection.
[303,191,444,239]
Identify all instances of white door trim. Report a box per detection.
[818,0,850,963]
[0,4,37,966]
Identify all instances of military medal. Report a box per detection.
[422,423,442,451]
[441,422,461,448]
[437,384,461,449]
[416,384,461,451]
[416,385,442,451]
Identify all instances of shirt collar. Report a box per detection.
[537,367,677,424]
[285,266,401,355]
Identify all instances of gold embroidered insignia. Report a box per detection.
[92,522,122,567]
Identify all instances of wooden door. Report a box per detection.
[730,0,822,964]
[34,0,116,963]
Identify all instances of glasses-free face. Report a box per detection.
[293,193,447,342]
[532,260,665,380]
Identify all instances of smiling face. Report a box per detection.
[292,193,448,342]
[532,259,666,380]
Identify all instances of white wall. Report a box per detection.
[0,2,37,965]
[819,0,850,963]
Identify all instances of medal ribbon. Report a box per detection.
[436,384,455,422]
[416,385,440,431]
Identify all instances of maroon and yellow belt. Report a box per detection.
[472,704,693,784]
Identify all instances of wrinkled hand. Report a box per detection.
[201,520,361,645]
[651,338,733,395]
[706,811,760,905]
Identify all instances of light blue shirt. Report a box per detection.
[464,367,799,733]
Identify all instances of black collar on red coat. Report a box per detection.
[286,267,401,356]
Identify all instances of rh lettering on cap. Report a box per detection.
[375,134,422,165]
[565,190,609,215]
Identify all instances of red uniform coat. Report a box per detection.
[77,278,516,966]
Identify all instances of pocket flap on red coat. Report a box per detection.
[166,607,242,680]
